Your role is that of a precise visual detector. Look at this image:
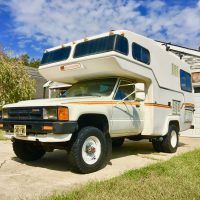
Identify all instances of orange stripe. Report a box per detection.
[62,101,140,106]
[144,103,171,108]
[181,103,194,108]
[63,101,170,108]
[62,101,194,109]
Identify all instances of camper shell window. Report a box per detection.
[132,43,150,65]
[73,34,128,58]
[194,87,200,93]
[180,69,192,92]
[41,46,71,65]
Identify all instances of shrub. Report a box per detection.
[0,50,35,108]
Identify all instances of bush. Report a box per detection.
[0,50,36,107]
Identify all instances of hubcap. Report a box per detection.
[82,136,101,165]
[171,131,177,148]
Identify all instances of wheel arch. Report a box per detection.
[169,120,180,132]
[162,116,180,136]
[77,113,110,134]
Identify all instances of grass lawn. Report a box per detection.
[0,130,7,140]
[46,149,200,200]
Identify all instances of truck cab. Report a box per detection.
[0,30,194,173]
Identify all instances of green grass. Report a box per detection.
[45,149,200,200]
[0,130,7,140]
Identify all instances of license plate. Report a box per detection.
[14,125,26,137]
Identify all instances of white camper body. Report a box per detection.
[39,30,194,136]
[1,30,194,173]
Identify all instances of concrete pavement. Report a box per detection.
[0,136,200,200]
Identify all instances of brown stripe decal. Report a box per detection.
[62,101,171,108]
[144,103,171,108]
[181,103,194,108]
[62,101,141,106]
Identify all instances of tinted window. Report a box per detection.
[41,46,71,65]
[115,80,135,100]
[194,87,200,93]
[132,43,150,64]
[74,35,128,58]
[180,69,192,92]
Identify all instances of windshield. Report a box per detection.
[50,87,69,98]
[65,78,117,97]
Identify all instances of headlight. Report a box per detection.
[43,107,57,120]
[43,107,69,121]
[2,108,8,119]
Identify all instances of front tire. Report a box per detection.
[162,125,179,153]
[13,140,45,161]
[68,126,110,174]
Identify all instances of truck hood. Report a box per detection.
[4,96,111,108]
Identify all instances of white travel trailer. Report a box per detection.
[1,30,194,173]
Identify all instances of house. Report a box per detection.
[25,67,47,99]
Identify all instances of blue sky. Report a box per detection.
[0,0,200,59]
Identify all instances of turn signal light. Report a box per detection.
[43,125,53,131]
[58,107,69,121]
[0,123,3,128]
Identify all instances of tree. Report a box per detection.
[29,58,41,68]
[19,54,41,68]
[0,50,36,107]
[19,54,30,66]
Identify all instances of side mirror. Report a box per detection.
[135,92,145,102]
[135,83,145,92]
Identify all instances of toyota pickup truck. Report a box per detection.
[0,30,194,173]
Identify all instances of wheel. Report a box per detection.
[112,138,125,148]
[68,126,110,174]
[13,140,45,161]
[161,125,179,153]
[152,140,163,152]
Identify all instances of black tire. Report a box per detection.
[152,140,163,152]
[13,140,45,161]
[161,125,179,153]
[68,126,109,174]
[112,137,125,148]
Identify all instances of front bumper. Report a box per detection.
[0,120,78,142]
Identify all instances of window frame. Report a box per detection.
[113,79,136,101]
[73,34,129,58]
[180,69,192,93]
[132,42,150,65]
[41,46,71,65]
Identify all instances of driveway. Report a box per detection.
[0,136,200,200]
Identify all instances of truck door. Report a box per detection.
[110,80,143,136]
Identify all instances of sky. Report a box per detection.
[0,0,200,59]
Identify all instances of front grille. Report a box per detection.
[7,107,43,120]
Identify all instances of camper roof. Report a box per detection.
[39,30,191,93]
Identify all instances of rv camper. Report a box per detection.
[0,30,194,173]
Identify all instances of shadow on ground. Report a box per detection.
[11,140,188,172]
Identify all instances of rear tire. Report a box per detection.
[162,125,179,153]
[68,126,110,174]
[112,138,125,148]
[13,140,45,161]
